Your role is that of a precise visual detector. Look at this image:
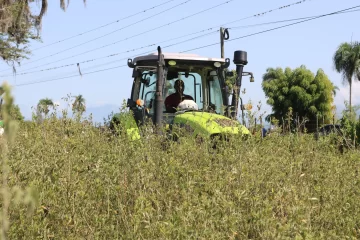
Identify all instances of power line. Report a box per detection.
[4,5,358,79]
[228,9,360,29]
[1,0,314,76]
[214,0,315,29]
[31,0,177,51]
[5,7,359,78]
[1,30,219,77]
[155,0,316,45]
[0,0,234,74]
[15,65,127,87]
[180,5,360,53]
[2,0,310,75]
[18,0,194,66]
[13,5,359,88]
[1,0,310,75]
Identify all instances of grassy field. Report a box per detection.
[0,111,359,239]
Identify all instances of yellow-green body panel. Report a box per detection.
[126,127,141,141]
[119,110,250,141]
[172,111,250,138]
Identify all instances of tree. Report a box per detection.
[262,65,336,131]
[37,98,54,117]
[0,86,23,121]
[0,0,86,65]
[9,104,24,121]
[72,94,86,115]
[333,41,360,112]
[224,69,237,92]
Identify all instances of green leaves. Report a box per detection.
[72,95,86,116]
[262,65,336,128]
[4,116,360,239]
[0,1,86,65]
[333,41,360,110]
[37,98,54,116]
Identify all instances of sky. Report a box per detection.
[0,0,359,123]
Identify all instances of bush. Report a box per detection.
[0,114,358,239]
[339,102,360,146]
[1,90,360,239]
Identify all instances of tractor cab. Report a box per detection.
[125,46,254,140]
[128,52,230,125]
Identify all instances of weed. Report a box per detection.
[1,92,360,239]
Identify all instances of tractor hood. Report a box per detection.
[172,111,250,138]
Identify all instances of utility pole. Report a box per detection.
[220,27,229,58]
[220,27,224,58]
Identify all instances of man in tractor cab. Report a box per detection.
[165,79,194,113]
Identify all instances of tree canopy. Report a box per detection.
[262,65,337,129]
[0,0,86,65]
[0,86,24,121]
[333,41,360,111]
[72,94,86,115]
[37,97,54,116]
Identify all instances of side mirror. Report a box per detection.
[141,77,150,87]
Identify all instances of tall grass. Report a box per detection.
[1,91,360,239]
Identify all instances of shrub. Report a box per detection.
[1,91,360,239]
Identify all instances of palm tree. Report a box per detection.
[37,98,54,117]
[332,85,339,97]
[333,41,360,112]
[72,95,86,115]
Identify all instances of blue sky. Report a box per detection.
[1,0,359,123]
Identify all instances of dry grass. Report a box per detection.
[0,85,359,239]
[0,113,358,239]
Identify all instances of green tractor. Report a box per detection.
[114,45,254,142]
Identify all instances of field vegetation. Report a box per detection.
[0,84,360,239]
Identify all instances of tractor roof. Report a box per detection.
[133,52,226,64]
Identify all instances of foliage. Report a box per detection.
[8,104,24,121]
[106,99,138,134]
[262,65,337,130]
[37,98,54,116]
[224,68,237,92]
[72,94,86,115]
[0,0,86,65]
[242,99,267,135]
[333,41,360,110]
[0,86,24,121]
[339,101,360,146]
[0,92,359,239]
[0,82,37,240]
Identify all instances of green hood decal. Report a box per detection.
[172,111,250,137]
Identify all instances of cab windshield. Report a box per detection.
[136,67,226,115]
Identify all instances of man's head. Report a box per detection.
[174,79,184,94]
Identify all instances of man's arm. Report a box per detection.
[164,94,176,112]
[183,94,194,101]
